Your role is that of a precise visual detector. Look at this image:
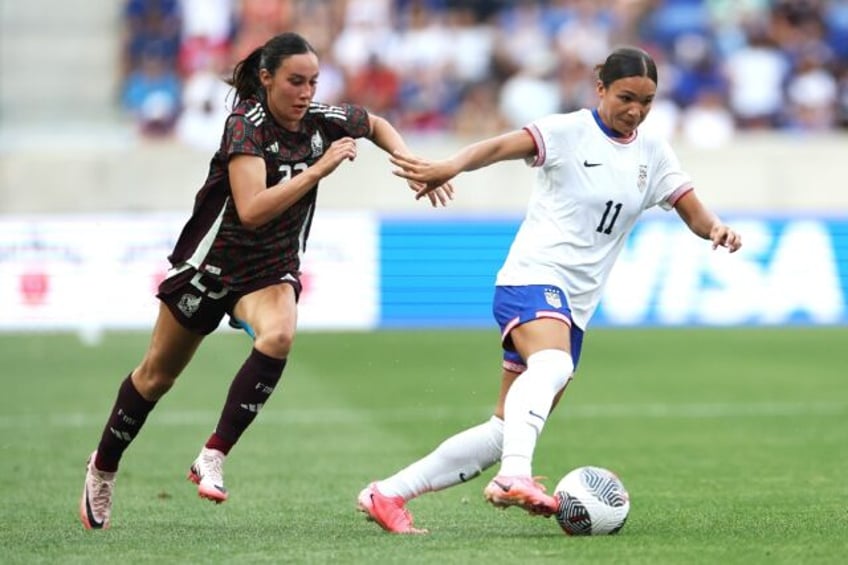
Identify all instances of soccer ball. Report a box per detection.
[553,466,630,535]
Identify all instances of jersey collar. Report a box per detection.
[591,108,635,142]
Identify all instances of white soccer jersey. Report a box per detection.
[495,108,693,329]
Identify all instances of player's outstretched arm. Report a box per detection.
[368,114,453,207]
[391,129,536,201]
[673,190,742,253]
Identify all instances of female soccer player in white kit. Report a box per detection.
[357,46,742,534]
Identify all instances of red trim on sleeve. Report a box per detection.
[668,184,694,207]
[523,125,545,167]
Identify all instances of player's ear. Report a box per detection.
[259,68,273,89]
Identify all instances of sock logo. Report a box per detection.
[109,427,133,442]
[117,409,138,426]
[528,410,547,423]
[459,470,481,483]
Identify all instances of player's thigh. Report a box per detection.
[140,301,205,379]
[509,317,571,361]
[232,283,297,354]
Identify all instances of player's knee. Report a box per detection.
[526,349,574,392]
[254,327,294,359]
[132,363,179,400]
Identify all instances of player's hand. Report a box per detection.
[315,137,358,177]
[405,179,454,207]
[391,152,459,201]
[710,224,742,253]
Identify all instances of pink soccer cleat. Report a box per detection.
[483,475,558,517]
[357,482,427,534]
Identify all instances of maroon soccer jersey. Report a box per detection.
[167,99,371,291]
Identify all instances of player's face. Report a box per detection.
[596,76,656,138]
[261,52,320,130]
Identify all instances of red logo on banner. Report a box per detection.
[20,271,49,305]
[300,270,312,297]
[152,270,167,292]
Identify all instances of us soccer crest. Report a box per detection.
[637,164,648,192]
[310,132,324,157]
[544,288,562,309]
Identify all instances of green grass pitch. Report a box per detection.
[1,327,846,564]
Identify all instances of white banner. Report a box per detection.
[0,212,379,335]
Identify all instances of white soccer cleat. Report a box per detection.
[188,447,229,503]
[80,451,116,530]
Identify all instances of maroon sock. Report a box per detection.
[94,375,157,472]
[207,348,286,454]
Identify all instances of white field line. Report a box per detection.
[1,401,846,430]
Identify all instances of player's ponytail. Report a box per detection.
[228,46,264,106]
[227,32,317,108]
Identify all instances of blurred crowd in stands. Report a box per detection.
[120,0,848,149]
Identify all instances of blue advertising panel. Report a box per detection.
[379,216,848,328]
[380,218,516,328]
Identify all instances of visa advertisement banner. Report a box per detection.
[379,216,848,328]
[1,214,846,332]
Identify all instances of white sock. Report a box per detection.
[499,349,573,477]
[376,416,504,500]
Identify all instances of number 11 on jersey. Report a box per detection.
[596,201,622,235]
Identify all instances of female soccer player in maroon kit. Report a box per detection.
[79,32,451,530]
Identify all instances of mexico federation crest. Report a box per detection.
[637,164,648,192]
[544,288,562,309]
[178,293,201,318]
[310,131,324,157]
